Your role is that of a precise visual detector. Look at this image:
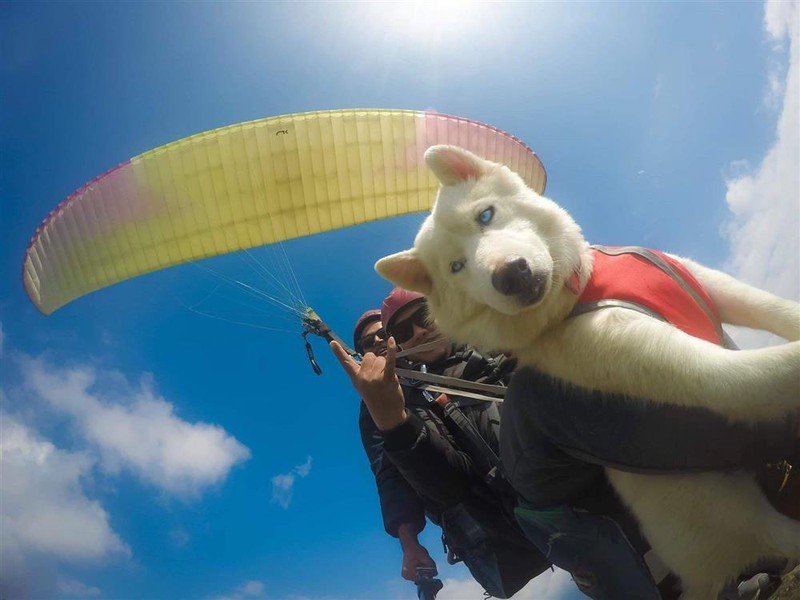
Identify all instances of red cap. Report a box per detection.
[381,287,426,336]
[353,309,382,351]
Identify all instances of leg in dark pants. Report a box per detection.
[514,502,660,600]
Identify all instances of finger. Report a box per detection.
[383,336,397,380]
[329,341,359,379]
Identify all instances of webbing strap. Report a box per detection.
[395,367,507,397]
[395,338,447,359]
[589,245,725,342]
[418,384,504,403]
[568,299,668,323]
[570,246,726,345]
[439,396,508,483]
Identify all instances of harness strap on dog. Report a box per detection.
[569,299,668,323]
[593,246,724,342]
[569,246,726,346]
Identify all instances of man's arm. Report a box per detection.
[508,367,797,473]
[359,402,427,537]
[397,522,437,581]
[381,407,475,506]
[359,402,436,581]
[335,338,477,506]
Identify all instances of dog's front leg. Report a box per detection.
[526,310,800,423]
[670,256,800,342]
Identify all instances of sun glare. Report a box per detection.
[367,1,489,48]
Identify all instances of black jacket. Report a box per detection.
[501,366,799,511]
[359,346,514,536]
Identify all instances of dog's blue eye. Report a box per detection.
[478,207,494,225]
[450,260,464,273]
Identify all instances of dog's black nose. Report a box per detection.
[492,257,547,304]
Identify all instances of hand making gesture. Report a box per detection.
[330,336,408,431]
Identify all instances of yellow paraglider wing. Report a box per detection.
[23,109,546,315]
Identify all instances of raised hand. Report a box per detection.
[330,337,408,431]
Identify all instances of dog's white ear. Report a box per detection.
[424,145,488,186]
[375,250,433,295]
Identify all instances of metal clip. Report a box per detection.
[778,460,793,493]
[302,332,322,376]
[766,460,793,493]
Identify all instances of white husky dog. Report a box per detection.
[376,145,800,599]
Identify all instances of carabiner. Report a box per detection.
[302,332,323,375]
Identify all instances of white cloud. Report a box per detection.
[271,473,297,509]
[437,567,576,600]
[57,576,102,598]
[237,580,266,597]
[723,0,799,348]
[1,341,251,596]
[435,578,485,600]
[294,455,313,477]
[271,456,313,509]
[20,356,251,498]
[0,414,128,598]
[764,0,796,40]
[210,579,267,600]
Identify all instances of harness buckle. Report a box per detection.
[765,459,794,493]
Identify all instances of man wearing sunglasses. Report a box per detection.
[335,288,548,599]
[348,306,441,584]
[352,309,388,358]
[382,289,452,364]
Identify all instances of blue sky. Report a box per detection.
[1,2,797,599]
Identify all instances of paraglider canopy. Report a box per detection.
[23,109,546,315]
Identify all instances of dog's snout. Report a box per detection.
[491,256,548,305]
[492,256,531,295]
[509,256,529,274]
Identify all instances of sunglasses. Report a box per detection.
[357,328,386,352]
[387,308,430,344]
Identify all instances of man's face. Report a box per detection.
[389,304,449,363]
[359,320,387,356]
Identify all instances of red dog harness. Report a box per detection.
[569,247,800,499]
[570,246,725,346]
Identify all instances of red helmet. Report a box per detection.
[352,309,382,352]
[381,287,426,336]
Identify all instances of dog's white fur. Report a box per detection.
[376,145,800,599]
